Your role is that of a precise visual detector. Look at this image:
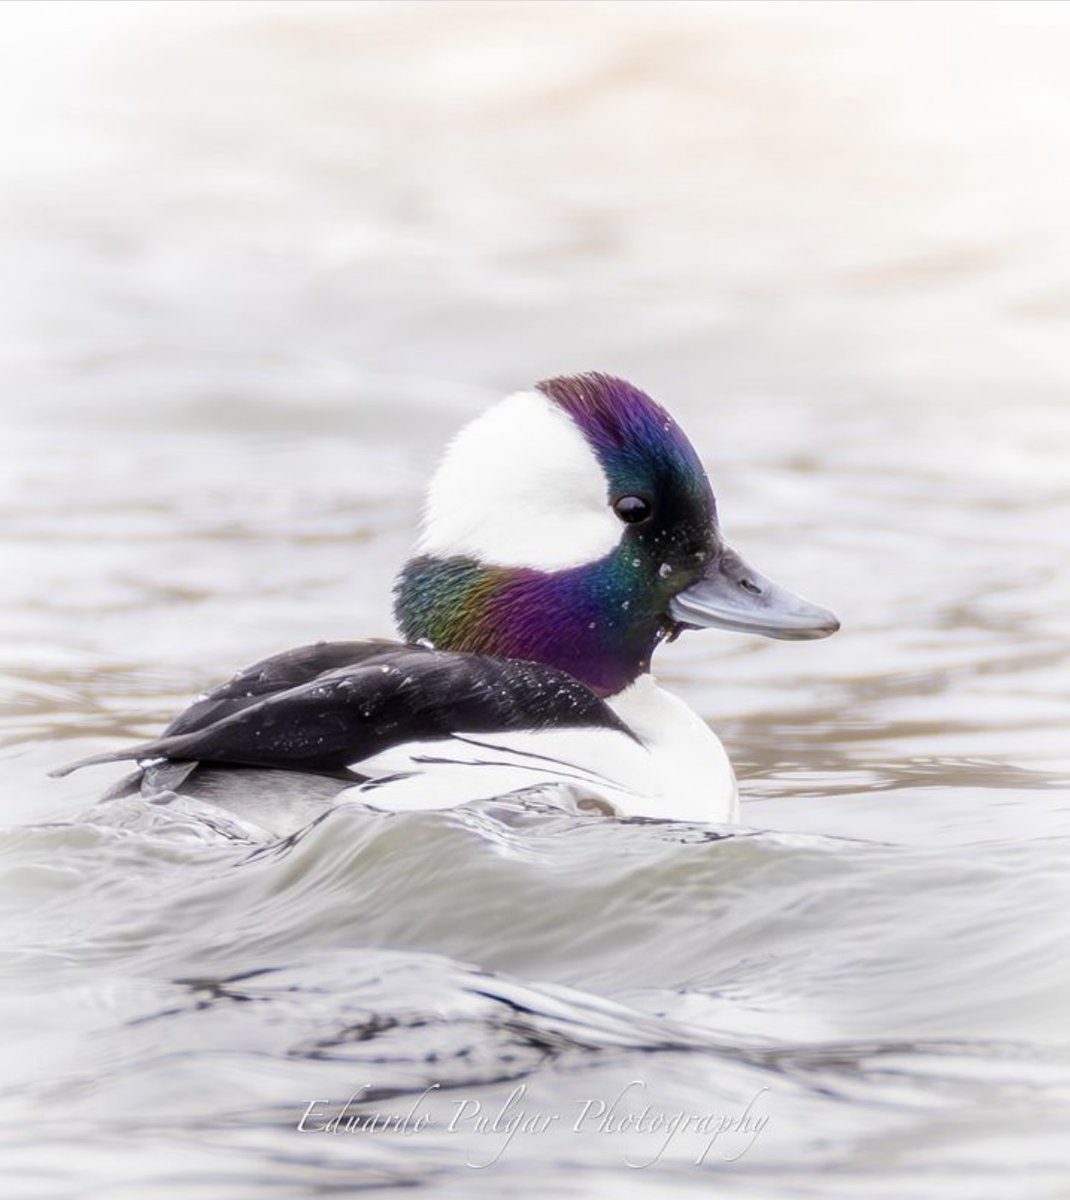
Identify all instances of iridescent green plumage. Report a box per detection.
[394,374,720,696]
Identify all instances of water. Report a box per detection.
[2,3,1070,1196]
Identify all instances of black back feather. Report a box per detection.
[51,641,633,778]
[162,640,404,738]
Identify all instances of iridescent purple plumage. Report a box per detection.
[395,373,720,696]
[537,372,714,516]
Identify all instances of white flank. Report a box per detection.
[418,390,620,570]
[336,677,737,823]
[339,727,648,813]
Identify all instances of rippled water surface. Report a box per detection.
[2,4,1070,1197]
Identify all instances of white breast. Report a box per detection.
[606,674,738,823]
[338,674,737,824]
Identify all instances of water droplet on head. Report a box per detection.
[631,557,640,568]
[587,621,596,630]
[658,563,673,579]
[622,600,630,610]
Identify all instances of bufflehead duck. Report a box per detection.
[55,373,838,827]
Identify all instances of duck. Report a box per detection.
[53,372,838,829]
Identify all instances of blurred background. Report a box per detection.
[3,5,1070,1197]
[2,0,1070,831]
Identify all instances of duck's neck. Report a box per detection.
[393,555,667,697]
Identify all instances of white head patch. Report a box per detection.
[418,390,620,570]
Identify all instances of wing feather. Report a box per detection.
[51,645,632,778]
[162,639,403,737]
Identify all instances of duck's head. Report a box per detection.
[393,372,838,697]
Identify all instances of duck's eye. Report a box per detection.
[613,494,652,524]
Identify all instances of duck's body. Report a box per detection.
[76,639,737,829]
[57,373,836,826]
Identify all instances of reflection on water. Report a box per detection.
[1,3,1069,1197]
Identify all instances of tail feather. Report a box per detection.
[49,742,169,779]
